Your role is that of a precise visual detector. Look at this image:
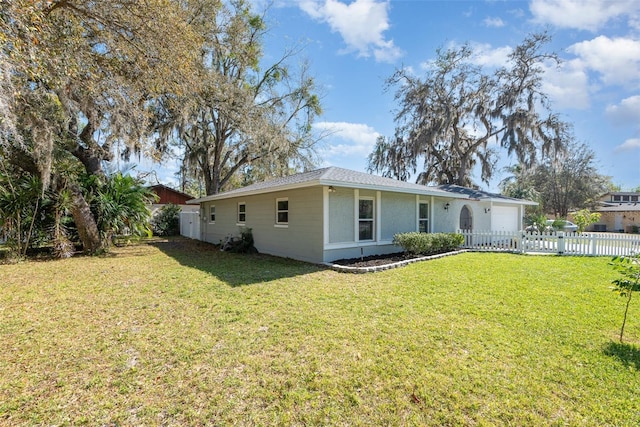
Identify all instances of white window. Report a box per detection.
[237,202,246,224]
[358,198,374,241]
[418,202,429,233]
[276,198,289,225]
[209,205,216,223]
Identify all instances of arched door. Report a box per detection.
[460,205,473,231]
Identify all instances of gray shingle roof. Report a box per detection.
[188,167,456,203]
[187,167,536,205]
[436,184,537,205]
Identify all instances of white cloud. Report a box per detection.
[615,138,640,152]
[606,95,640,126]
[567,36,640,88]
[542,58,591,109]
[315,121,380,157]
[530,0,640,31]
[469,43,512,68]
[483,17,505,28]
[298,0,402,63]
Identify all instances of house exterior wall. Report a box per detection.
[433,199,482,232]
[593,210,640,233]
[194,183,531,264]
[200,187,324,263]
[435,200,523,232]
[328,188,354,243]
[380,193,416,240]
[323,188,449,263]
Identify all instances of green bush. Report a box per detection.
[392,232,464,255]
[151,203,181,236]
[221,228,258,254]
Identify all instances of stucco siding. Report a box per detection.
[328,188,354,243]
[380,192,416,240]
[200,187,324,263]
[323,243,402,263]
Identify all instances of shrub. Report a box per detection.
[151,203,181,236]
[221,228,258,254]
[572,209,601,233]
[393,232,464,255]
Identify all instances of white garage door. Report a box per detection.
[491,206,519,232]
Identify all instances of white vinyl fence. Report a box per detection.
[458,230,640,257]
[180,211,200,240]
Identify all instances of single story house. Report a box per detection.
[187,167,536,263]
[590,191,640,233]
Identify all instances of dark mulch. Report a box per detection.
[331,252,423,268]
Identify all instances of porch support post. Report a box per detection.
[353,189,359,242]
[376,191,381,242]
[323,186,330,246]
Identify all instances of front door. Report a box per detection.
[460,205,473,231]
[615,214,623,232]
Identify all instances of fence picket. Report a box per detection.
[457,230,640,257]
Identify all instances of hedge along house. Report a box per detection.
[186,167,536,263]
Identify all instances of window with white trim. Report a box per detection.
[418,202,429,233]
[237,202,246,224]
[358,198,374,240]
[276,198,288,225]
[209,205,216,223]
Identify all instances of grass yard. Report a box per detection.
[1,237,639,426]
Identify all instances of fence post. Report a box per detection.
[557,232,565,255]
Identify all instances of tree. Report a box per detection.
[152,0,323,195]
[499,164,540,202]
[531,140,611,217]
[368,33,564,187]
[1,0,202,252]
[572,209,601,233]
[610,254,640,343]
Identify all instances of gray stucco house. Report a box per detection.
[187,167,536,263]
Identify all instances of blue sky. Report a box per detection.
[146,0,640,191]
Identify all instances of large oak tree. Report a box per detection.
[368,33,565,187]
[1,0,202,252]
[152,0,323,195]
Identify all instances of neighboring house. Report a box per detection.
[592,192,640,233]
[149,184,199,215]
[187,167,536,263]
[149,184,200,238]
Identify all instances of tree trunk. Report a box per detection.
[69,184,102,254]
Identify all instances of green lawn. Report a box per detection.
[1,238,639,426]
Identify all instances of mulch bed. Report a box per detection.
[331,252,423,268]
[331,249,462,268]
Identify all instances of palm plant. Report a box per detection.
[0,171,44,256]
[89,172,156,245]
